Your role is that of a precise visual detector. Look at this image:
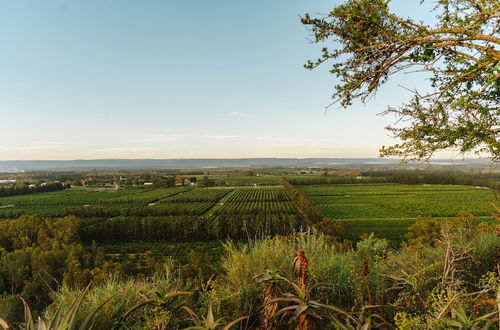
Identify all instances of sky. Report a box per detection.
[0,0,439,160]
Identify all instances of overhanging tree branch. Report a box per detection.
[302,0,499,162]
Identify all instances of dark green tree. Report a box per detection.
[302,0,499,161]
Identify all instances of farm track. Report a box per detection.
[154,188,194,203]
[202,189,236,216]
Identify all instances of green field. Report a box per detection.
[1,183,496,245]
[0,188,141,218]
[296,183,497,242]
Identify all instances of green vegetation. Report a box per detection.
[100,187,191,204]
[1,175,496,243]
[0,169,498,328]
[0,188,139,218]
[296,183,497,243]
[0,181,66,198]
[4,218,496,329]
[303,0,500,161]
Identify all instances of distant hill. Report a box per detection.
[0,158,493,173]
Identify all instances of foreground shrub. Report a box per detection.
[46,273,177,329]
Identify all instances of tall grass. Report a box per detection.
[39,226,498,329]
[212,231,357,325]
[46,273,177,329]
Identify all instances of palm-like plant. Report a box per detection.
[270,276,358,330]
[121,289,192,329]
[182,303,247,330]
[6,283,112,330]
[122,289,192,317]
[253,269,282,330]
[444,303,500,329]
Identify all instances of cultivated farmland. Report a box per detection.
[0,183,496,245]
[296,183,497,242]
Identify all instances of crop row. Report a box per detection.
[317,200,491,220]
[0,189,138,207]
[60,201,215,217]
[226,188,290,202]
[99,187,190,204]
[214,201,296,215]
[319,204,406,219]
[378,201,492,217]
[297,184,484,196]
[340,219,417,244]
[299,184,495,220]
[310,191,493,205]
[162,188,231,202]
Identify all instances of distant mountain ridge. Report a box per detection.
[0,158,492,173]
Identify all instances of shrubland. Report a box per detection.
[1,212,497,329]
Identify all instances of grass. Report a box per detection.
[47,276,177,330]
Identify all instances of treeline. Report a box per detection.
[0,181,66,198]
[287,176,389,185]
[78,216,209,242]
[281,178,322,225]
[209,214,302,240]
[58,204,204,218]
[77,214,303,243]
[289,170,500,190]
[363,170,500,189]
[0,214,207,322]
[0,215,114,318]
[0,210,25,219]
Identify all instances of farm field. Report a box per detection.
[296,183,497,242]
[0,185,302,240]
[0,188,141,218]
[207,187,302,239]
[1,183,496,245]
[0,187,198,219]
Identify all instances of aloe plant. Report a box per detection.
[122,289,192,318]
[182,303,247,330]
[253,269,282,330]
[5,284,112,330]
[270,275,359,330]
[444,303,500,329]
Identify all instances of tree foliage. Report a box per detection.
[302,0,499,161]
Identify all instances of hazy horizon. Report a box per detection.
[0,157,492,174]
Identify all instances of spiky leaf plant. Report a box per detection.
[270,275,358,330]
[122,289,192,318]
[182,302,247,330]
[18,284,111,330]
[120,289,192,330]
[443,303,500,329]
[253,269,282,330]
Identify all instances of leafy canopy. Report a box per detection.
[302,0,499,161]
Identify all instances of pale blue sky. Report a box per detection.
[0,0,436,160]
